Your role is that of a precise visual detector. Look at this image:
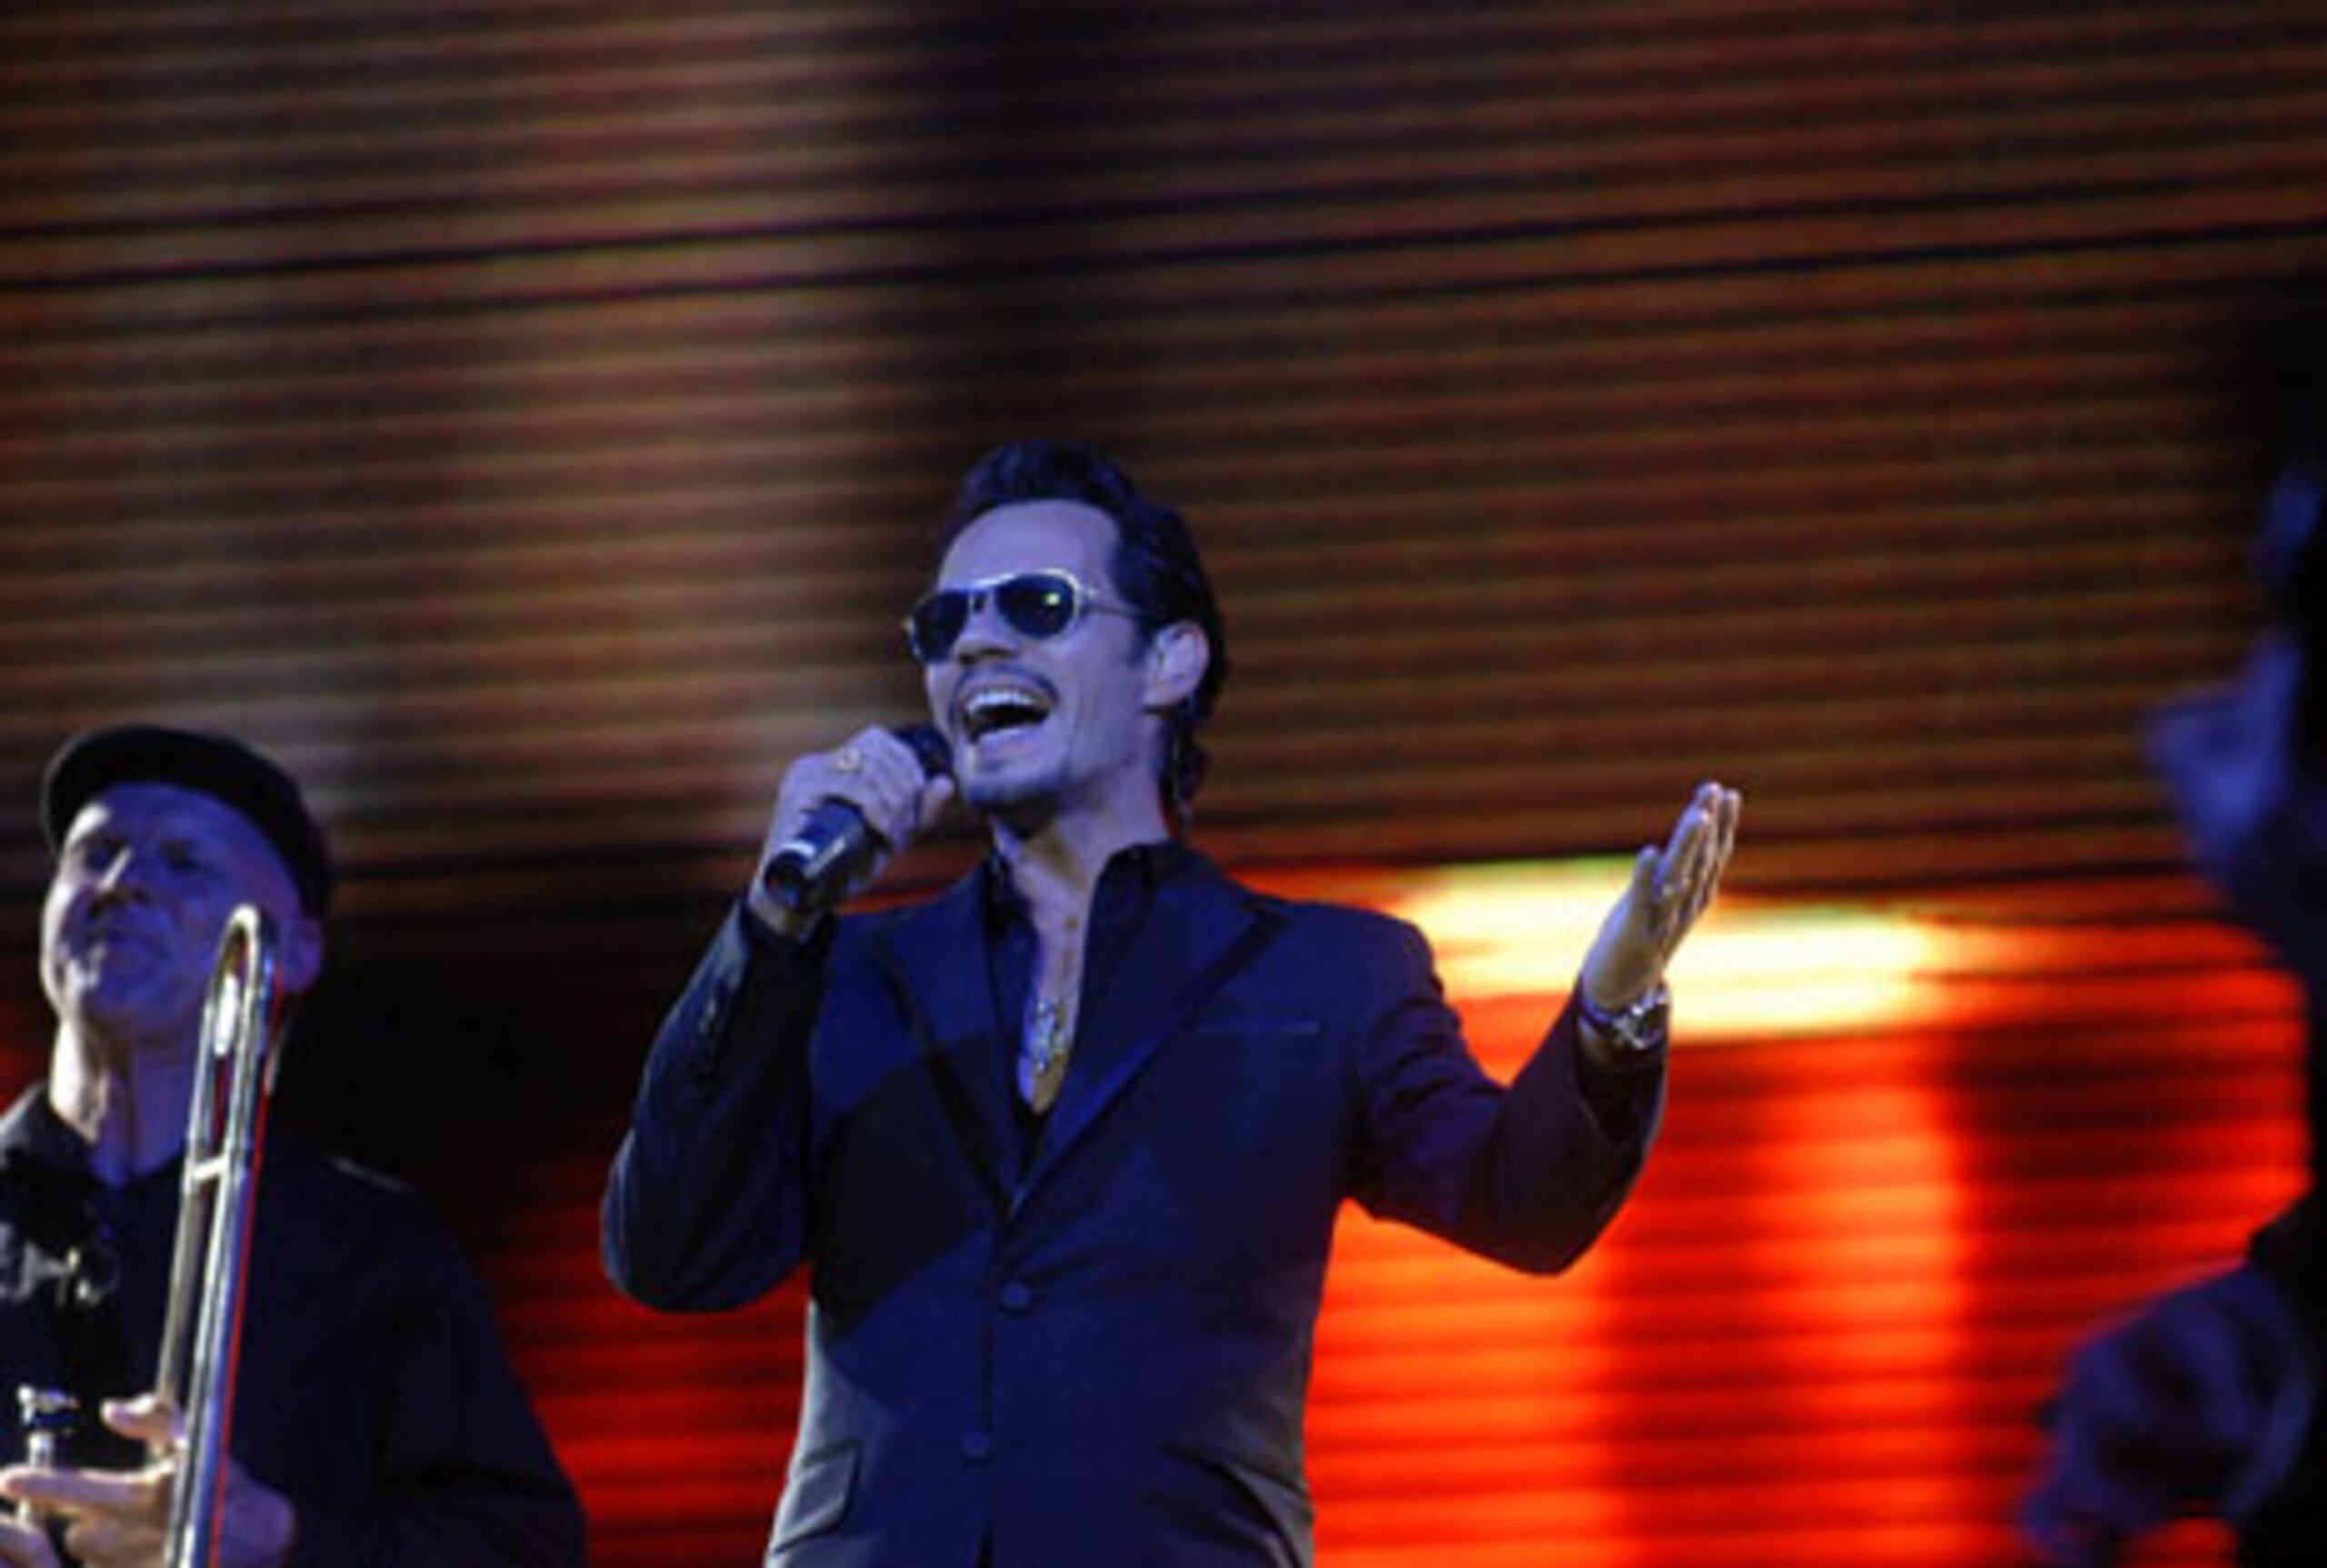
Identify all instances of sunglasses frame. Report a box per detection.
[903,568,1138,664]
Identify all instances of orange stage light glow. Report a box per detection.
[534,863,2300,1567]
[1378,860,1987,1040]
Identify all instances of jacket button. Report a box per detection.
[960,1430,994,1463]
[998,1281,1034,1313]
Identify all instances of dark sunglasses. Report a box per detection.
[904,569,1136,664]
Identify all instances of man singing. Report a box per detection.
[604,439,1741,1565]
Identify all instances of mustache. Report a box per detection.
[67,912,164,946]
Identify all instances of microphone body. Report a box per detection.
[763,724,951,914]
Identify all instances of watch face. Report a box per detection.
[1580,984,1670,1052]
[1614,990,1670,1051]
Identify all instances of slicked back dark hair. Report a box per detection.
[938,439,1229,824]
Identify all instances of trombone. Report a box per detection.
[155,903,288,1568]
[12,908,288,1565]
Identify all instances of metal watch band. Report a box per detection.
[1576,981,1671,1054]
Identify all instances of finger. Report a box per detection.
[854,729,940,842]
[1581,846,1663,1010]
[781,730,930,847]
[842,728,916,811]
[1659,784,1713,869]
[0,1516,56,1563]
[1662,785,1724,897]
[916,771,957,829]
[1662,832,1708,922]
[1673,799,1725,924]
[1710,785,1742,874]
[0,1464,167,1519]
[1669,783,1740,928]
[1626,843,1660,911]
[62,1512,164,1568]
[1683,781,1733,873]
[772,756,884,846]
[97,1395,179,1448]
[1645,835,1701,938]
[1700,786,1743,909]
[0,1515,57,1568]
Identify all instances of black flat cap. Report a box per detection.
[40,724,334,915]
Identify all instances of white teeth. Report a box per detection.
[961,684,1052,740]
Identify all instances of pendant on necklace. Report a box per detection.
[1021,995,1072,1106]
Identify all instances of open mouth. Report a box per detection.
[959,683,1054,747]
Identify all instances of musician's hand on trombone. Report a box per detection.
[0,1396,295,1568]
[0,1511,60,1568]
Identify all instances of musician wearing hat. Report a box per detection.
[0,726,583,1567]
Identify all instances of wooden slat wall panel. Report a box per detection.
[0,3,2321,1563]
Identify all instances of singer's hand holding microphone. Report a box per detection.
[748,725,954,938]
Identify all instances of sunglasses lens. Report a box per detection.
[907,572,1087,661]
[994,573,1080,639]
[907,591,969,663]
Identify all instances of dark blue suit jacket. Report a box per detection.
[604,851,1661,1566]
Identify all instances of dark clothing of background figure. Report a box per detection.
[2143,634,2327,1563]
[604,844,1663,1568]
[2237,1201,2327,1559]
[0,1090,585,1568]
[2022,631,2327,1563]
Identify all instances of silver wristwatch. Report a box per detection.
[1576,982,1671,1054]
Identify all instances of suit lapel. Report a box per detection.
[1016,863,1283,1216]
[865,870,1021,1209]
[864,856,1289,1223]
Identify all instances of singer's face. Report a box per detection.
[41,783,305,1056]
[924,500,1156,829]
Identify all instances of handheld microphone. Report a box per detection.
[763,724,953,914]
